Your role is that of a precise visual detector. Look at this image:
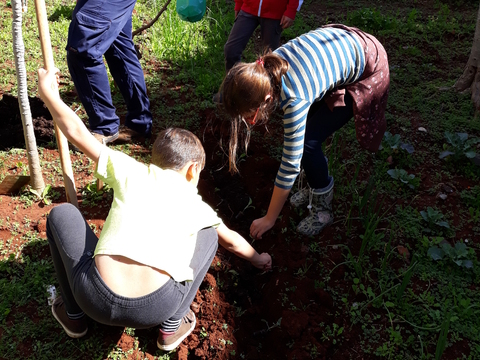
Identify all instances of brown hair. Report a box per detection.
[151,128,205,171]
[220,52,288,173]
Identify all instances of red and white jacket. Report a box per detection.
[235,0,303,20]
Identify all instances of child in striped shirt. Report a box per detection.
[220,24,389,238]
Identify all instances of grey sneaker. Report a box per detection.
[51,297,88,338]
[157,310,196,351]
[92,131,119,145]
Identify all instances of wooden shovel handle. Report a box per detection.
[34,0,78,207]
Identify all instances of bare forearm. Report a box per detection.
[44,97,101,161]
[218,226,260,261]
[217,224,272,270]
[265,186,290,222]
[44,97,84,140]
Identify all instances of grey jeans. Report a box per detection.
[47,203,218,329]
[224,10,283,72]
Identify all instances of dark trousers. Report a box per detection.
[66,0,152,137]
[46,203,218,329]
[302,92,354,189]
[224,10,283,72]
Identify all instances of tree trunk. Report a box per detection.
[12,0,45,194]
[454,2,480,110]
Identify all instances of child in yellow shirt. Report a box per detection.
[38,68,271,351]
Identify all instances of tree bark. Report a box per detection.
[454,2,480,110]
[12,0,45,195]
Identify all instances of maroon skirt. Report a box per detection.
[323,24,389,152]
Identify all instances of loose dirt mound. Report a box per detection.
[0,94,55,150]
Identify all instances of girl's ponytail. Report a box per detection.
[262,53,288,102]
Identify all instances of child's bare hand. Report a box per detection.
[37,68,60,102]
[252,252,272,271]
[280,15,294,29]
[250,216,274,239]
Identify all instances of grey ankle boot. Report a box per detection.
[290,170,310,208]
[296,177,334,236]
[290,159,329,209]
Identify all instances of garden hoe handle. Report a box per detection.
[34,0,78,207]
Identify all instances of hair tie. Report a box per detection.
[256,58,264,67]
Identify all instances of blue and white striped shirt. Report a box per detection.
[273,27,365,189]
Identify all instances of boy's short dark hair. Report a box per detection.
[151,128,205,170]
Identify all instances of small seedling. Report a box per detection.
[387,169,419,189]
[427,241,474,268]
[82,181,112,207]
[199,327,208,339]
[382,132,414,154]
[253,317,282,336]
[30,184,60,205]
[439,132,480,161]
[420,207,450,233]
[468,207,480,223]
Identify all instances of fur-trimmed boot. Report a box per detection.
[296,177,334,236]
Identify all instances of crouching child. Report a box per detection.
[38,68,272,351]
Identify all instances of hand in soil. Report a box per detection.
[250,216,275,239]
[251,252,272,271]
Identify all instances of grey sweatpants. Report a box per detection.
[47,203,218,329]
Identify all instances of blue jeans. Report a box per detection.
[302,92,354,189]
[66,0,152,137]
[46,203,218,328]
[224,10,283,72]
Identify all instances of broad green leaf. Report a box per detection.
[439,150,454,159]
[454,242,467,256]
[465,150,476,158]
[427,246,444,260]
[435,221,450,229]
[400,143,414,153]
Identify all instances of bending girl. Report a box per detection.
[220,24,389,237]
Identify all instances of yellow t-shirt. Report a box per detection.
[93,147,222,282]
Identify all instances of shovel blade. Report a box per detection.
[0,175,30,195]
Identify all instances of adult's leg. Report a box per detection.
[46,203,99,316]
[302,93,354,189]
[224,11,260,73]
[259,17,283,52]
[104,14,152,136]
[66,0,138,136]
